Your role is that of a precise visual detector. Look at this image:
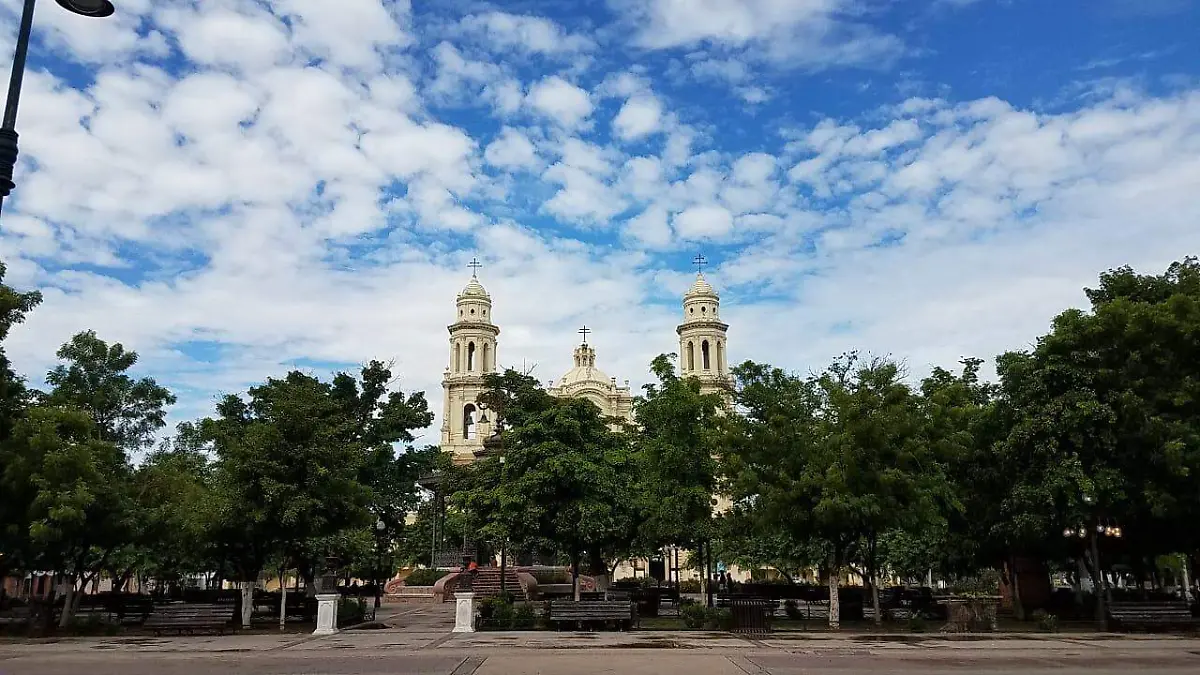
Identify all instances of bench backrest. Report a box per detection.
[146,604,232,622]
[549,601,633,617]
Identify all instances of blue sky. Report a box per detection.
[2,0,1199,442]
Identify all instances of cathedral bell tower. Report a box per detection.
[440,260,499,465]
[677,256,731,397]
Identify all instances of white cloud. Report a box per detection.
[460,11,594,55]
[541,140,626,226]
[485,128,540,170]
[613,0,903,69]
[613,94,664,141]
[526,76,594,128]
[673,204,735,239]
[166,7,291,72]
[624,205,673,248]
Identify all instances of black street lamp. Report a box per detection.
[0,0,115,217]
[374,518,386,610]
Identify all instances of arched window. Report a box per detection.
[467,342,476,371]
[702,340,711,370]
[454,343,461,372]
[686,342,695,371]
[482,343,490,372]
[463,404,476,440]
[716,342,724,374]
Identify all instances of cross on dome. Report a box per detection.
[467,257,483,277]
[693,253,708,275]
[578,325,591,345]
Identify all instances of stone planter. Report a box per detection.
[941,596,1001,633]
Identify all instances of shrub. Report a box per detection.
[784,599,804,620]
[478,596,510,623]
[1033,610,1059,633]
[491,602,515,629]
[681,603,709,629]
[948,570,1001,598]
[512,603,536,630]
[402,568,445,587]
[906,614,928,633]
[681,604,734,630]
[708,608,734,631]
[337,597,366,627]
[679,579,701,594]
[530,569,571,585]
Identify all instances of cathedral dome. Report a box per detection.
[459,277,490,299]
[555,344,613,389]
[557,362,614,389]
[685,274,717,298]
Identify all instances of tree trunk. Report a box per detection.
[239,582,254,629]
[870,575,881,627]
[1007,557,1026,621]
[827,563,840,630]
[117,566,135,594]
[571,557,581,602]
[697,543,707,604]
[868,534,881,627]
[279,566,288,632]
[57,577,76,629]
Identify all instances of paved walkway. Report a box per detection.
[2,603,1199,675]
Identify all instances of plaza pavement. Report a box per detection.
[1,602,1198,674]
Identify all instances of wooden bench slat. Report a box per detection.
[144,603,233,635]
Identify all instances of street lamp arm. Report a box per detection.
[0,0,114,213]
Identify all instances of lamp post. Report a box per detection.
[1062,493,1122,631]
[499,455,507,597]
[0,1,115,218]
[374,518,386,610]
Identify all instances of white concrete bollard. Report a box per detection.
[453,591,476,633]
[312,593,340,636]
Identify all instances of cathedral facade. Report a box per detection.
[439,267,732,465]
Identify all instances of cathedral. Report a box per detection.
[439,262,733,465]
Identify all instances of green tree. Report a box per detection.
[0,260,41,441]
[129,427,215,590]
[460,370,638,599]
[992,258,1200,611]
[41,330,176,450]
[2,406,133,627]
[725,355,949,627]
[0,261,41,591]
[201,363,432,626]
[633,354,724,572]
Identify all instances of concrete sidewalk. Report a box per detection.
[3,631,1200,675]
[3,628,1199,655]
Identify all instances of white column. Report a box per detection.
[312,593,339,636]
[453,591,476,633]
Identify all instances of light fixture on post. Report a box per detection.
[0,0,115,218]
[56,0,115,16]
[374,518,387,609]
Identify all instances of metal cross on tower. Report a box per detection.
[467,257,483,277]
[693,254,708,274]
[578,325,591,345]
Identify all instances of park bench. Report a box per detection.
[0,606,30,626]
[1108,601,1199,632]
[144,603,233,636]
[71,604,113,625]
[547,600,636,631]
[606,589,631,601]
[115,595,155,625]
